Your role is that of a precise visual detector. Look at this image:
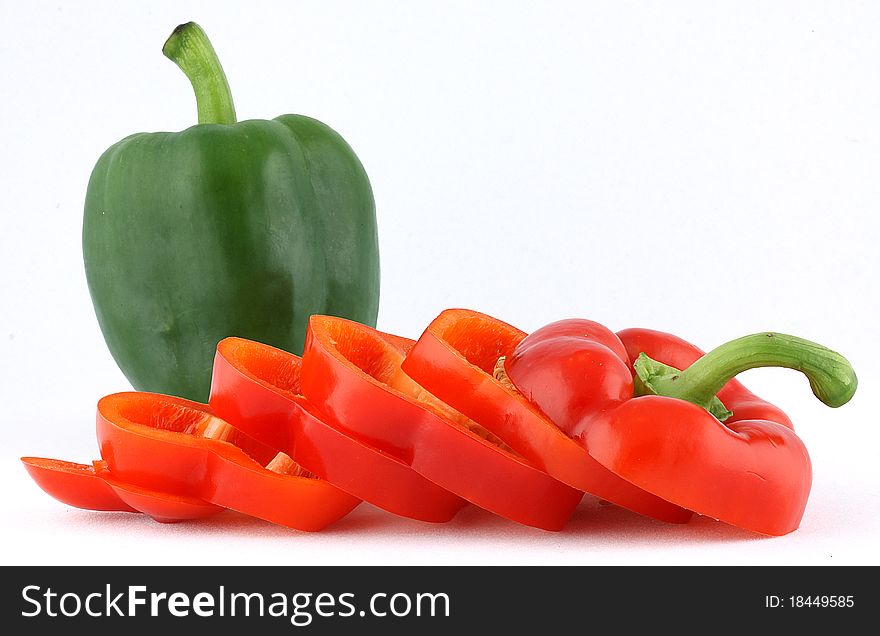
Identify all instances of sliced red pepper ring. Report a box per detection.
[300,315,584,531]
[401,309,692,524]
[96,392,360,531]
[21,457,138,513]
[209,336,466,523]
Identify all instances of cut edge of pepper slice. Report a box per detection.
[308,317,522,460]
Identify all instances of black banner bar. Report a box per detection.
[2,566,870,633]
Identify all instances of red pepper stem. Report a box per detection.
[162,22,237,125]
[637,333,857,412]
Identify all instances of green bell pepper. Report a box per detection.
[83,22,380,401]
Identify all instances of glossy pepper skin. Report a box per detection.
[505,321,857,536]
[83,22,379,401]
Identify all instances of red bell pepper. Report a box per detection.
[300,315,584,531]
[21,457,223,522]
[96,392,361,531]
[402,309,692,523]
[209,336,467,523]
[504,322,857,535]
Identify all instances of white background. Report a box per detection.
[1,0,877,566]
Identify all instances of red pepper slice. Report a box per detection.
[401,309,691,523]
[505,322,856,535]
[21,457,222,522]
[209,336,466,523]
[97,392,360,531]
[300,315,584,531]
[22,457,137,513]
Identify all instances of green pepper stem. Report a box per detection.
[638,333,857,410]
[162,22,237,125]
